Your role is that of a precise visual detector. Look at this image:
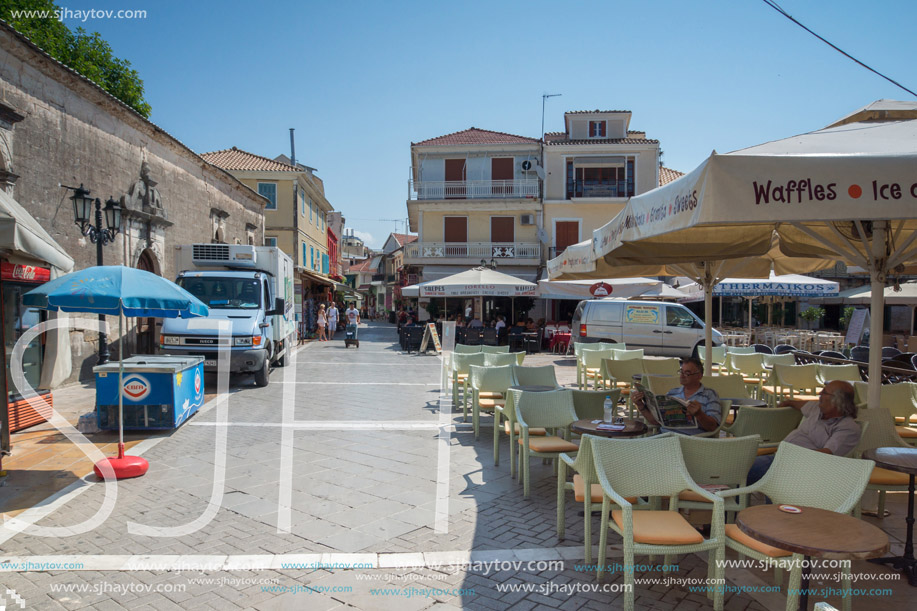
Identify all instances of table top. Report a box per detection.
[721,398,768,408]
[864,447,917,476]
[509,385,558,393]
[736,504,889,560]
[571,418,647,438]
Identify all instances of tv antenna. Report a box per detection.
[541,93,561,141]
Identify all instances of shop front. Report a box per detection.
[296,268,333,340]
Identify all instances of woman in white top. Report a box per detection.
[316,304,328,341]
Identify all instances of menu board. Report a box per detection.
[845,308,869,346]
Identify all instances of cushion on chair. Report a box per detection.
[479,391,504,399]
[455,374,468,381]
[504,421,546,436]
[756,446,779,456]
[574,474,638,504]
[895,426,917,439]
[870,466,911,486]
[678,489,713,503]
[519,436,579,453]
[725,524,793,557]
[477,399,504,410]
[611,510,705,545]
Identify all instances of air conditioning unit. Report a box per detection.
[521,160,534,172]
[520,214,535,225]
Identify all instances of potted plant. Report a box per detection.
[799,306,826,330]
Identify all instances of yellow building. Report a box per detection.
[201,147,335,318]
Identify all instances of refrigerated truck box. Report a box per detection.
[94,356,205,430]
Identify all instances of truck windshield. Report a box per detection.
[178,277,261,309]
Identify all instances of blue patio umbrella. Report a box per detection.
[24,265,209,479]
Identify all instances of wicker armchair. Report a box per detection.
[481,345,510,354]
[853,407,911,519]
[816,363,862,385]
[483,352,520,367]
[515,388,579,498]
[494,387,547,477]
[853,381,917,442]
[592,435,727,611]
[469,364,514,440]
[582,349,617,390]
[730,352,768,398]
[571,388,621,421]
[512,364,560,388]
[698,345,728,375]
[557,434,643,563]
[451,352,484,418]
[601,357,645,416]
[574,342,623,388]
[722,406,802,455]
[718,442,873,611]
[677,434,761,521]
[642,357,680,376]
[762,363,820,406]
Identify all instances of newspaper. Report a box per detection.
[635,382,696,429]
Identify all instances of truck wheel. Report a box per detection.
[254,359,270,387]
[276,349,289,368]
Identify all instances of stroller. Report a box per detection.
[344,323,359,348]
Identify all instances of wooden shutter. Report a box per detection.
[444,216,467,256]
[555,221,579,253]
[445,159,466,199]
[491,217,514,243]
[491,158,514,195]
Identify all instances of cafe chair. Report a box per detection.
[698,345,727,375]
[718,442,873,611]
[557,434,643,563]
[516,388,579,498]
[853,408,911,520]
[469,364,515,440]
[482,328,498,346]
[773,344,796,355]
[571,388,621,421]
[701,374,752,401]
[452,352,485,418]
[612,348,645,361]
[751,343,774,354]
[762,353,795,368]
[882,346,902,359]
[523,328,543,354]
[642,357,680,376]
[721,407,802,455]
[853,381,917,441]
[816,363,862,385]
[483,352,520,367]
[582,349,617,390]
[601,358,644,416]
[730,353,768,398]
[592,435,727,611]
[512,364,560,389]
[494,388,548,477]
[574,342,623,388]
[849,345,870,363]
[761,363,820,407]
[818,350,847,360]
[481,345,510,354]
[677,435,761,522]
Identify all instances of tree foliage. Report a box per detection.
[2,0,151,117]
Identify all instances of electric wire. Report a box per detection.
[760,0,917,98]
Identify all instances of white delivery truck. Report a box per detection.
[160,244,295,387]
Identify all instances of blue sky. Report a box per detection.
[58,0,917,248]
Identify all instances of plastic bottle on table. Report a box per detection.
[603,395,614,422]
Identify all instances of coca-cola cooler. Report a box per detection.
[94,355,205,430]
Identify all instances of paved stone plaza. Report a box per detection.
[1,323,913,610]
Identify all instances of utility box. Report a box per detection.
[94,356,205,430]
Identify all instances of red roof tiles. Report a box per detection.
[201,147,301,172]
[658,166,685,186]
[391,233,418,247]
[413,128,540,147]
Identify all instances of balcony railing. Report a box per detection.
[409,179,540,201]
[404,242,541,260]
[566,179,633,199]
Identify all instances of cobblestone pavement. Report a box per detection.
[0,323,912,610]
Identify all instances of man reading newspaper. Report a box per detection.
[632,357,721,435]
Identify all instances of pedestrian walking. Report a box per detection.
[345,302,360,326]
[327,302,339,337]
[317,303,328,341]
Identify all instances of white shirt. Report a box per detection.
[495,320,506,331]
[327,306,338,322]
[345,308,359,324]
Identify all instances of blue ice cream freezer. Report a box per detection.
[94,355,205,430]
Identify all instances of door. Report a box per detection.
[136,250,158,354]
[444,159,466,199]
[664,304,703,357]
[491,157,514,196]
[444,216,467,257]
[622,303,663,353]
[490,217,514,258]
[555,221,579,258]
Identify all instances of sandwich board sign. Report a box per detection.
[419,323,442,354]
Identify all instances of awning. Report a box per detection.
[298,268,332,286]
[0,188,73,271]
[331,280,362,297]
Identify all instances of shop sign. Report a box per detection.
[122,374,152,401]
[1,262,51,283]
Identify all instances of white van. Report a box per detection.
[571,299,722,358]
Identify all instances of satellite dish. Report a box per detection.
[537,228,549,242]
[534,165,546,180]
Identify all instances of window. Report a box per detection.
[258,183,277,210]
[666,306,697,328]
[589,121,606,138]
[300,190,306,216]
[310,246,314,270]
[265,237,277,247]
[309,199,313,223]
[302,243,307,266]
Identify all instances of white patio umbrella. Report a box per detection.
[419,266,537,297]
[536,277,660,301]
[569,100,917,408]
[842,281,917,338]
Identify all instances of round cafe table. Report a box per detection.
[720,397,767,417]
[737,504,889,609]
[864,447,917,586]
[570,418,647,438]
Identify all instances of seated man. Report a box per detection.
[468,318,484,328]
[632,357,721,435]
[746,379,861,485]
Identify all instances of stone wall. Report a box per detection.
[0,24,266,383]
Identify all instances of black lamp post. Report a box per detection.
[69,184,122,364]
[480,258,498,269]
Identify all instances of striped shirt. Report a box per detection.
[662,384,722,436]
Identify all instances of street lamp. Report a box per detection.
[480,258,498,269]
[68,184,122,364]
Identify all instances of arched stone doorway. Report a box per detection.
[135,249,161,354]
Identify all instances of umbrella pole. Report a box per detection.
[748,298,753,336]
[867,223,888,410]
[118,312,124,459]
[703,264,714,372]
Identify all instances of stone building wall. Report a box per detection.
[0,23,266,382]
